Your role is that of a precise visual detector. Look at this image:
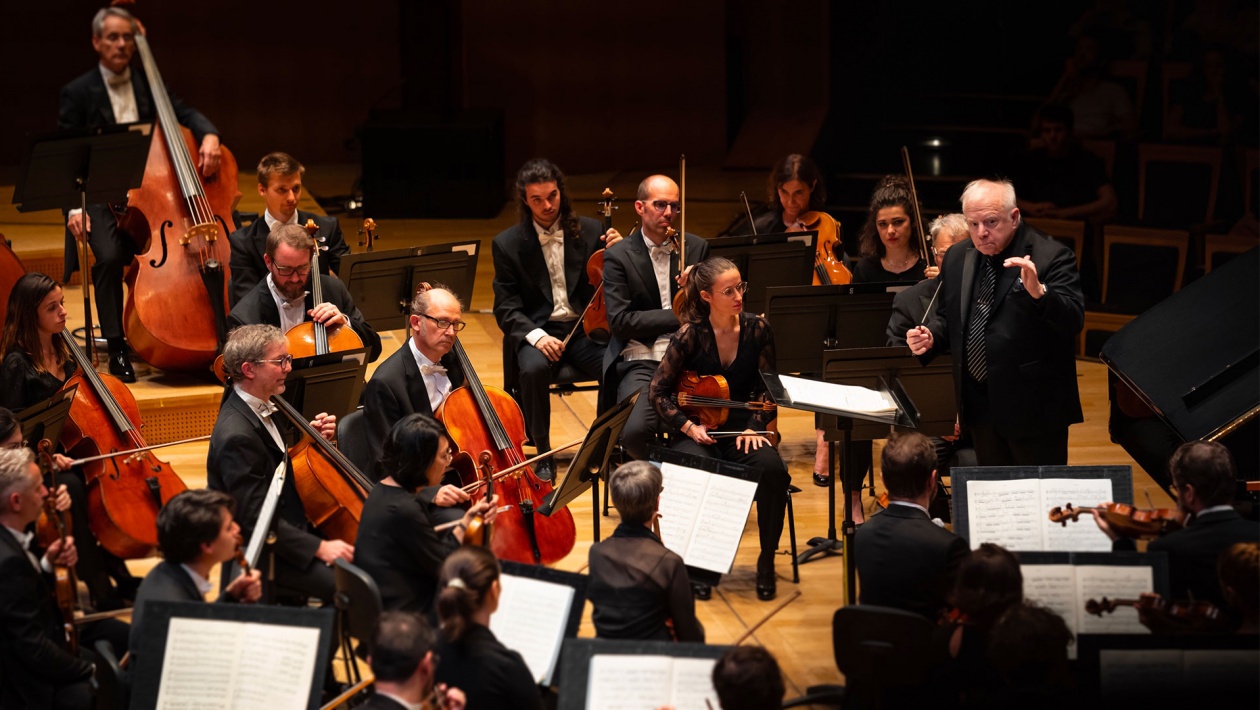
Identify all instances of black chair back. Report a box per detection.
[334,559,384,654]
[93,639,128,710]
[337,408,375,480]
[832,605,937,709]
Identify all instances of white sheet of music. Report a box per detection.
[965,477,1114,551]
[1021,564,1083,640]
[489,574,574,686]
[658,462,758,574]
[585,654,718,710]
[155,617,320,710]
[1074,565,1151,635]
[778,374,897,415]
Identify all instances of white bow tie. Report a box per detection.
[538,230,563,247]
[105,68,131,88]
[16,530,34,551]
[420,364,448,377]
[255,402,278,419]
[649,242,674,257]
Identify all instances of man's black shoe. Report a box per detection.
[534,459,555,482]
[692,582,711,601]
[108,349,136,383]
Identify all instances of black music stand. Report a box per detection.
[282,350,369,421]
[12,124,154,360]
[16,386,77,450]
[765,283,917,374]
[705,232,816,314]
[498,561,589,688]
[339,240,480,332]
[538,391,638,542]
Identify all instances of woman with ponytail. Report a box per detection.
[433,547,543,710]
[647,257,789,601]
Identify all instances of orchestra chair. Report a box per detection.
[784,605,937,710]
[501,339,599,446]
[1204,234,1258,274]
[336,408,374,479]
[93,638,128,710]
[232,209,259,232]
[1026,217,1086,269]
[1138,144,1222,229]
[333,559,384,687]
[1080,225,1188,358]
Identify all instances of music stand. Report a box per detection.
[16,386,77,450]
[705,232,816,314]
[12,124,154,360]
[538,391,638,542]
[282,351,369,421]
[557,639,730,710]
[339,240,480,332]
[765,283,916,375]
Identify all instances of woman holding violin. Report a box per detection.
[0,273,139,609]
[355,414,500,614]
[647,257,789,601]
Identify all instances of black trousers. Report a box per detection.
[615,360,664,461]
[968,424,1069,466]
[515,321,604,450]
[65,205,134,341]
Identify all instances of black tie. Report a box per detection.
[966,256,997,383]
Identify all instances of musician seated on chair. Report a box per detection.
[0,447,129,710]
[206,324,348,604]
[129,488,262,676]
[227,223,381,362]
[1092,441,1260,608]
[646,258,787,602]
[355,414,499,615]
[491,159,621,481]
[363,611,467,710]
[228,152,350,307]
[586,461,703,642]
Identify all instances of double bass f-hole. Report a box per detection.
[150,220,174,268]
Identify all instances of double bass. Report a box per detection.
[58,329,188,558]
[114,6,240,372]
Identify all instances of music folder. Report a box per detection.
[492,561,588,688]
[761,370,916,428]
[16,386,77,451]
[557,638,730,710]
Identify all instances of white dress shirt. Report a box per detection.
[409,338,452,412]
[263,209,300,233]
[234,384,286,452]
[620,232,675,362]
[100,63,138,124]
[266,273,309,334]
[524,220,578,347]
[180,564,214,597]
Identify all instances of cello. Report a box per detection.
[58,329,188,558]
[114,5,240,372]
[432,287,576,565]
[283,219,364,359]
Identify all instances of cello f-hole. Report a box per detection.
[151,220,173,268]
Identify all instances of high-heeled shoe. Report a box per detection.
[812,471,830,487]
[756,552,777,601]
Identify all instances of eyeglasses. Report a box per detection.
[646,200,682,213]
[274,264,312,278]
[419,313,467,332]
[254,355,294,368]
[713,282,748,298]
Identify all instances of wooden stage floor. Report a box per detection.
[0,165,1169,698]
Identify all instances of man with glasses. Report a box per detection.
[907,179,1084,466]
[602,175,710,461]
[207,324,348,603]
[58,5,223,382]
[228,223,382,362]
[492,160,622,479]
[228,152,350,307]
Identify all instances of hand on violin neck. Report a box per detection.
[316,539,354,565]
[52,484,71,513]
[309,412,337,442]
[309,303,349,330]
[1089,506,1121,541]
[433,484,471,508]
[675,265,696,290]
[226,569,263,603]
[603,228,624,248]
[46,536,77,568]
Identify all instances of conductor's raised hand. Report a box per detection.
[906,325,934,355]
[1004,255,1044,299]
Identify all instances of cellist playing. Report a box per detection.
[206,324,347,603]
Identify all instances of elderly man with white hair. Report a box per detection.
[906,180,1084,466]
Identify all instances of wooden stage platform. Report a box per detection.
[0,166,1169,697]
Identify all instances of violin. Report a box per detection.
[1086,594,1228,634]
[270,395,373,544]
[34,440,79,654]
[899,146,934,269]
[58,329,188,558]
[564,189,620,348]
[0,234,26,327]
[798,212,852,286]
[1048,502,1188,540]
[284,219,365,359]
[670,154,689,313]
[674,371,778,434]
[461,453,495,548]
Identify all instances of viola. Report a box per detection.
[569,189,618,347]
[58,329,188,558]
[34,440,79,654]
[0,234,26,327]
[1086,594,1227,634]
[670,154,689,313]
[357,218,377,253]
[430,284,576,565]
[674,371,778,430]
[113,3,240,372]
[798,212,852,286]
[269,395,373,545]
[1048,502,1187,540]
[284,219,364,360]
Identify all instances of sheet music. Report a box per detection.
[667,657,720,709]
[658,462,757,574]
[1075,565,1151,635]
[585,654,673,710]
[156,617,320,710]
[965,478,1043,551]
[1021,564,1082,637]
[1040,478,1114,552]
[489,574,574,686]
[1099,650,1185,695]
[657,463,709,556]
[778,374,897,415]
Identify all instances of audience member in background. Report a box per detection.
[1165,47,1255,146]
[434,546,543,710]
[587,461,703,642]
[712,646,785,710]
[1010,103,1117,223]
[1218,541,1260,634]
[1045,33,1136,139]
[1093,441,1259,607]
[984,602,1075,709]
[363,611,465,710]
[854,429,968,620]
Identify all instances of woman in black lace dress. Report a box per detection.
[648,257,790,601]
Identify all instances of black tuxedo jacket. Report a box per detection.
[923,223,1084,436]
[129,561,203,657]
[887,277,940,346]
[358,693,408,710]
[0,529,93,708]
[58,64,218,138]
[361,343,465,480]
[1116,508,1260,606]
[228,212,350,307]
[853,504,969,620]
[491,216,605,351]
[228,274,382,362]
[207,390,322,572]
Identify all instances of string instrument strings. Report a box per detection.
[564,188,622,348]
[285,219,364,359]
[899,146,934,267]
[1047,501,1187,540]
[34,440,79,654]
